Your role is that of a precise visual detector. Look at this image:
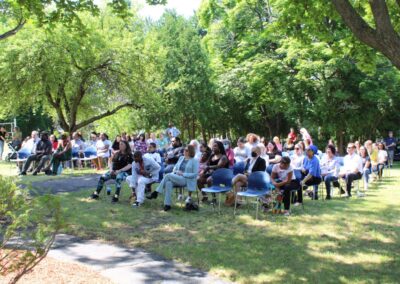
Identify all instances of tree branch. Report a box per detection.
[0,18,26,41]
[332,0,400,69]
[73,102,141,131]
[369,0,396,34]
[70,58,114,128]
[44,86,69,131]
[331,0,378,48]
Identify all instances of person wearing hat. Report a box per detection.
[301,144,322,199]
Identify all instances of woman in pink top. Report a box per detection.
[300,128,313,145]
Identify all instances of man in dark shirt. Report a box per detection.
[384,131,397,168]
[164,137,184,174]
[20,132,53,175]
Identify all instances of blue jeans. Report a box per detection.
[156,173,187,206]
[387,150,394,167]
[363,168,371,184]
[323,175,338,197]
[267,164,274,175]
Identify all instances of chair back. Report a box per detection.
[247,171,271,191]
[212,168,234,187]
[233,161,246,175]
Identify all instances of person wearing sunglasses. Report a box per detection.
[147,145,199,211]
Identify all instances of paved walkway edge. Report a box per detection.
[49,234,230,284]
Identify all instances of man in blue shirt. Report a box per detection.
[384,131,397,168]
[301,145,322,200]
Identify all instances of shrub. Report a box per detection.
[0,176,64,283]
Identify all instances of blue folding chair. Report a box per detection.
[201,168,234,213]
[234,171,272,219]
[233,162,246,175]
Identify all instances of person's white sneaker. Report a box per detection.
[185,196,192,204]
[357,192,366,197]
[177,194,183,201]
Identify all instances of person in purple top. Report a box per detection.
[301,145,322,200]
[384,131,397,168]
[134,133,148,154]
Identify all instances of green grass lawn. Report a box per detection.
[0,160,96,184]
[2,161,399,283]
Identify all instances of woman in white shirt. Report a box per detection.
[377,142,388,179]
[320,145,339,200]
[190,139,202,160]
[290,143,304,180]
[94,133,112,170]
[234,137,250,163]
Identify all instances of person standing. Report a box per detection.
[0,126,7,160]
[384,131,397,168]
[165,122,181,139]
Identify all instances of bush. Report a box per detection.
[0,176,64,283]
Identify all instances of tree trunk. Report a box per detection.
[332,0,400,70]
[336,129,345,155]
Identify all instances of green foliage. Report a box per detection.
[0,176,64,283]
[0,0,135,42]
[0,8,154,133]
[197,0,400,146]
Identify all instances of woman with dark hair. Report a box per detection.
[91,140,133,203]
[266,141,282,174]
[134,133,147,154]
[44,134,72,175]
[147,145,199,211]
[359,146,371,191]
[320,145,339,200]
[50,134,58,151]
[199,141,229,203]
[271,156,301,215]
[223,139,235,167]
[198,143,212,173]
[112,135,121,153]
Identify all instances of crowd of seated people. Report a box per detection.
[10,126,396,216]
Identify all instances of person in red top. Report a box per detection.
[288,128,297,143]
[50,134,58,151]
[223,139,235,167]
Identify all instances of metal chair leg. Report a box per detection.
[256,198,259,220]
[233,193,238,216]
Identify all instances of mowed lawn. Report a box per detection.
[2,161,399,283]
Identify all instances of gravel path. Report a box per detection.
[30,174,101,195]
